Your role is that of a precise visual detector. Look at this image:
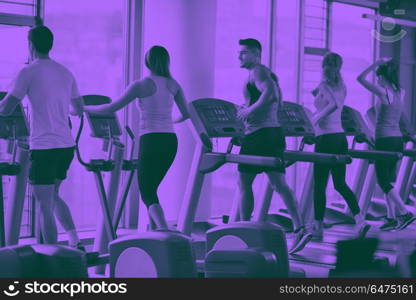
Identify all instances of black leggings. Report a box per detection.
[313,133,360,221]
[374,136,403,194]
[137,133,178,208]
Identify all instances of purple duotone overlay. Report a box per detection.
[0,0,415,278]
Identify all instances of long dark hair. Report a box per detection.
[145,45,171,78]
[376,59,400,92]
[322,52,343,87]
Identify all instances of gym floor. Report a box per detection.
[286,221,416,277]
[65,220,416,278]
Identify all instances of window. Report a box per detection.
[0,24,32,237]
[0,25,28,90]
[331,3,375,113]
[273,0,300,103]
[0,0,35,16]
[43,0,126,231]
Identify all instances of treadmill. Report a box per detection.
[177,98,351,277]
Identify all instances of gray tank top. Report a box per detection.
[375,89,403,139]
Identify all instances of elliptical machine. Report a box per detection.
[0,92,87,278]
[78,95,196,278]
[0,92,29,248]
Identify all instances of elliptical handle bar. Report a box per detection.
[125,126,136,160]
[75,114,90,168]
[125,125,135,141]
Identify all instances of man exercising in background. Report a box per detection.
[0,25,85,250]
[236,38,311,254]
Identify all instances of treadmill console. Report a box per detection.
[189,98,244,138]
[278,102,315,137]
[341,106,372,139]
[0,91,29,139]
[83,95,122,138]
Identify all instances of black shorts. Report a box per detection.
[238,127,286,174]
[29,147,75,185]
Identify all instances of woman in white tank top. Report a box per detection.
[84,46,189,230]
[310,52,366,240]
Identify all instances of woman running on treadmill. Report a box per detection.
[357,58,415,231]
[84,45,189,230]
[311,52,368,240]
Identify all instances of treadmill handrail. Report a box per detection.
[403,149,416,157]
[224,153,283,167]
[199,151,352,174]
[348,149,402,160]
[283,151,352,164]
[199,152,283,174]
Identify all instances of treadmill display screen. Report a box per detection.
[190,98,244,138]
[278,102,314,137]
[0,91,29,138]
[342,106,371,138]
[83,95,122,138]
[202,105,234,122]
[87,115,122,138]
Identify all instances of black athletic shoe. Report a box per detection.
[356,223,371,239]
[71,242,86,252]
[311,224,323,241]
[379,218,397,231]
[396,213,416,230]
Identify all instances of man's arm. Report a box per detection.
[249,67,275,113]
[237,67,275,119]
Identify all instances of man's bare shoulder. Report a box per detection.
[252,65,273,82]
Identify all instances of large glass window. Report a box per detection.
[0,25,28,90]
[43,0,125,231]
[274,0,300,103]
[331,3,375,112]
[0,24,32,237]
[0,0,35,16]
